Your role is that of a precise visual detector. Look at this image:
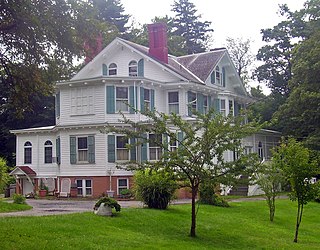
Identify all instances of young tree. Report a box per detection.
[106,108,260,237]
[171,0,213,54]
[0,157,10,194]
[255,161,285,222]
[273,138,319,243]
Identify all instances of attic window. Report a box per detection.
[109,63,117,76]
[215,66,221,84]
[129,60,137,77]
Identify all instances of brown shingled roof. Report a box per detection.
[17,166,36,176]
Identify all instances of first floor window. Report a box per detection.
[116,136,129,161]
[229,100,234,116]
[76,179,92,196]
[118,178,128,195]
[44,140,53,163]
[144,88,150,111]
[78,137,88,162]
[168,91,179,114]
[258,141,263,159]
[24,141,32,164]
[203,96,208,114]
[116,87,129,112]
[170,138,178,152]
[220,99,226,116]
[149,134,162,161]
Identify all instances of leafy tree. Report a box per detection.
[225,37,255,87]
[0,157,10,193]
[255,161,285,222]
[106,108,259,237]
[171,0,213,54]
[273,138,319,243]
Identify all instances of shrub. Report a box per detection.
[199,182,229,207]
[134,169,178,209]
[13,194,26,204]
[94,197,121,212]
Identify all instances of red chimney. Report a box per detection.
[148,23,168,64]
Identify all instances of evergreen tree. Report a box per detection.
[171,0,213,54]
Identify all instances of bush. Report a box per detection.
[13,194,26,204]
[94,197,121,212]
[134,169,178,209]
[199,182,229,207]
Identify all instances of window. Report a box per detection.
[143,88,150,111]
[220,99,226,116]
[44,140,53,164]
[24,141,32,164]
[118,178,128,195]
[170,138,178,152]
[229,100,234,116]
[188,92,197,115]
[129,60,137,76]
[71,87,94,115]
[168,92,179,114]
[108,63,117,76]
[78,137,88,162]
[203,96,208,114]
[76,179,92,196]
[149,134,162,161]
[116,87,129,112]
[258,141,263,159]
[116,136,129,161]
[215,66,221,84]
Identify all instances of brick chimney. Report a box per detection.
[148,23,168,64]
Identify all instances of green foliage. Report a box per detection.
[94,197,121,212]
[199,182,229,207]
[13,194,26,205]
[0,157,10,193]
[134,169,178,209]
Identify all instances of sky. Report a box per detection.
[121,0,306,93]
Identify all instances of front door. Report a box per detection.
[22,178,34,195]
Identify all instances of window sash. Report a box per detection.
[24,148,32,164]
[44,147,53,164]
[169,103,179,114]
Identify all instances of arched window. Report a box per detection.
[44,140,53,163]
[24,141,32,164]
[128,60,137,77]
[108,63,117,76]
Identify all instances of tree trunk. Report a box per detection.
[190,183,198,237]
[294,203,304,243]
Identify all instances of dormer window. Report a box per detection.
[129,60,137,77]
[109,63,117,76]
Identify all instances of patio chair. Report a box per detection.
[58,178,71,197]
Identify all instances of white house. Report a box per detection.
[10,23,280,198]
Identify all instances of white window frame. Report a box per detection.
[168,91,179,114]
[116,136,129,161]
[44,140,53,164]
[144,88,151,111]
[117,178,129,195]
[116,86,129,112]
[215,66,221,85]
[229,100,234,116]
[77,137,88,163]
[220,99,226,116]
[24,141,32,164]
[203,95,208,114]
[188,92,197,112]
[76,179,92,197]
[148,134,162,161]
[129,60,137,76]
[108,63,117,76]
[169,138,178,152]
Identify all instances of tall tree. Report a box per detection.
[225,37,254,87]
[106,108,259,237]
[171,0,213,54]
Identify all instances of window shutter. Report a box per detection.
[55,92,60,117]
[210,72,215,84]
[129,86,136,114]
[56,137,61,165]
[106,86,115,114]
[102,64,108,76]
[197,93,204,114]
[70,137,77,164]
[151,89,155,111]
[141,134,147,162]
[177,131,184,148]
[222,67,226,87]
[187,91,192,116]
[140,87,145,112]
[208,96,212,110]
[107,135,115,163]
[234,102,241,116]
[88,136,95,163]
[138,59,144,77]
[214,98,220,113]
[130,138,136,161]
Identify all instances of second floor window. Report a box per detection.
[116,136,129,161]
[203,96,208,114]
[70,136,95,164]
[109,63,117,76]
[168,92,179,114]
[149,134,162,161]
[44,140,53,164]
[116,87,129,112]
[78,137,88,162]
[129,60,137,76]
[24,141,32,164]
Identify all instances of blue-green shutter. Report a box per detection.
[141,134,147,162]
[234,102,241,116]
[106,86,115,114]
[55,92,60,117]
[138,59,144,77]
[129,86,135,114]
[222,67,226,87]
[177,132,184,147]
[130,138,136,161]
[56,137,61,165]
[151,89,155,111]
[70,137,76,164]
[140,87,145,112]
[197,93,204,114]
[208,96,212,110]
[214,98,220,113]
[210,72,215,84]
[107,135,115,163]
[88,136,95,163]
[102,64,108,76]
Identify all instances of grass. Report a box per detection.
[0,200,319,249]
[0,200,32,213]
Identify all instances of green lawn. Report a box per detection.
[0,200,319,249]
[0,200,32,213]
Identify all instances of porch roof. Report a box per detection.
[10,166,37,176]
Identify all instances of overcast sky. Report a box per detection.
[121,0,306,93]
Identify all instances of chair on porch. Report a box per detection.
[58,178,71,197]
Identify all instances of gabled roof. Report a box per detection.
[10,166,36,176]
